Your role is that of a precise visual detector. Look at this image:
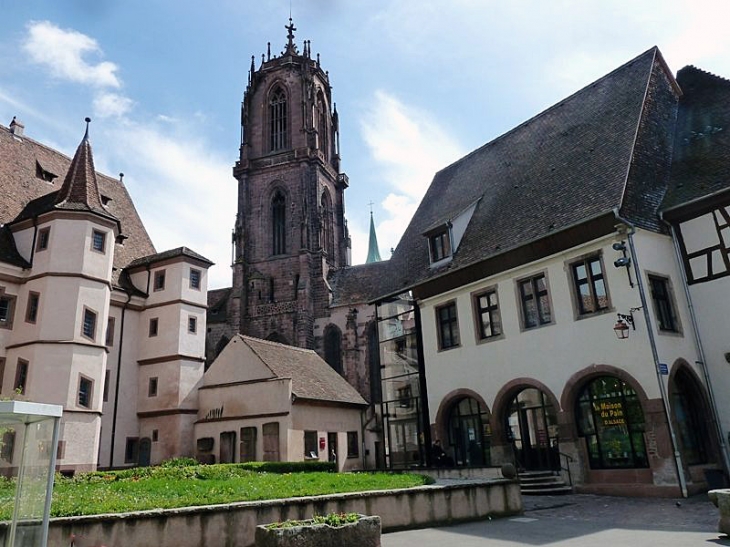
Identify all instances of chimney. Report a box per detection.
[9,116,24,137]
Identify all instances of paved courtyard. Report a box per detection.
[382,493,729,547]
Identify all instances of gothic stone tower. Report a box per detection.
[231,20,351,348]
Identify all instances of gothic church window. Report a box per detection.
[324,325,343,374]
[317,91,328,160]
[269,86,288,152]
[321,191,333,258]
[272,191,287,255]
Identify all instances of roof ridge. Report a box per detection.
[241,334,316,354]
[678,64,730,86]
[432,47,661,178]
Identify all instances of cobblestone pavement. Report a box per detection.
[382,493,730,547]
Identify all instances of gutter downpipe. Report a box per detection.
[613,209,688,497]
[663,219,730,476]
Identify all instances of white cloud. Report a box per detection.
[101,122,236,289]
[358,90,465,259]
[23,21,121,88]
[93,92,134,119]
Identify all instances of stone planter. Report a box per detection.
[708,489,730,535]
[255,515,381,547]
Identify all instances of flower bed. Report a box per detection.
[255,513,381,547]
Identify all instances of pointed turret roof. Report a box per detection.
[11,118,118,226]
[54,117,108,215]
[366,211,382,263]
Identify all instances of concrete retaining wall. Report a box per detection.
[7,479,521,547]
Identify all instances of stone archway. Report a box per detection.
[669,360,718,469]
[434,389,492,468]
[492,379,562,471]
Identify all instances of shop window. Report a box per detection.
[575,376,648,469]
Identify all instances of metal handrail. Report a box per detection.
[559,451,573,486]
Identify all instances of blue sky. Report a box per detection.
[2,1,730,288]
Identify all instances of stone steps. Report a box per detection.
[519,470,573,495]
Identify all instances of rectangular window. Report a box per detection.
[0,293,15,329]
[304,430,318,458]
[474,289,502,340]
[436,301,460,350]
[571,256,609,315]
[347,431,359,458]
[148,377,158,397]
[152,429,159,442]
[124,437,139,464]
[25,292,39,324]
[519,274,552,328]
[103,369,110,402]
[429,229,451,263]
[36,227,50,251]
[397,385,413,408]
[0,358,5,392]
[78,376,93,408]
[92,230,106,253]
[149,317,159,337]
[648,275,678,332]
[14,359,29,395]
[153,270,166,291]
[188,316,197,334]
[82,308,97,340]
[56,440,65,461]
[190,268,201,290]
[105,316,115,346]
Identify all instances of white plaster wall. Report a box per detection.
[420,231,699,421]
[27,219,115,281]
[198,378,292,419]
[687,278,730,435]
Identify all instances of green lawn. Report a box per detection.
[0,461,431,519]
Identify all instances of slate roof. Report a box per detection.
[663,66,730,212]
[329,260,392,306]
[126,246,213,269]
[0,121,156,282]
[379,47,681,298]
[207,287,232,324]
[239,335,367,406]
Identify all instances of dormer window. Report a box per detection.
[428,227,452,264]
[35,161,58,183]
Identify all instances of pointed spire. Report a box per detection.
[366,209,382,263]
[55,117,106,212]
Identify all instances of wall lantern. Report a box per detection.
[613,308,642,340]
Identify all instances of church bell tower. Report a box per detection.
[231,20,351,348]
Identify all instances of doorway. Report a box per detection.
[505,388,559,471]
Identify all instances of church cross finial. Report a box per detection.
[284,17,297,55]
[368,201,374,214]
